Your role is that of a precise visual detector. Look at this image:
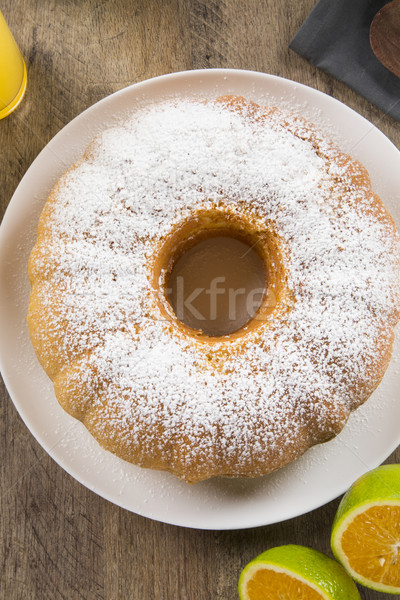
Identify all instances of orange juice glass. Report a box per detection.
[0,11,27,119]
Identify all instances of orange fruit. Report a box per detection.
[331,464,400,594]
[238,545,360,599]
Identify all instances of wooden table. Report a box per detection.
[1,2,399,598]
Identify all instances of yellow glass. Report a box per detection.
[0,11,27,119]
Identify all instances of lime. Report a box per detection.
[331,464,400,594]
[238,544,360,600]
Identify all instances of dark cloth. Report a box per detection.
[290,0,400,122]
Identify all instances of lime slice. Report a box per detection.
[331,464,400,594]
[238,545,360,600]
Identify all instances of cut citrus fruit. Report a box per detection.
[238,545,360,600]
[331,464,400,594]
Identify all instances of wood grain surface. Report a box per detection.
[1,1,399,599]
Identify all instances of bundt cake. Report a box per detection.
[27,96,400,482]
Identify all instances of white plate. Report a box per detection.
[1,69,400,530]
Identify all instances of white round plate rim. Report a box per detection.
[1,68,400,530]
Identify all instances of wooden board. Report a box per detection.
[1,1,399,598]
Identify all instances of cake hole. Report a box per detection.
[166,234,267,336]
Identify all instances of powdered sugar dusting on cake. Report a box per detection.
[28,98,400,481]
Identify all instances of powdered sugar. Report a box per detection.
[28,98,400,481]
